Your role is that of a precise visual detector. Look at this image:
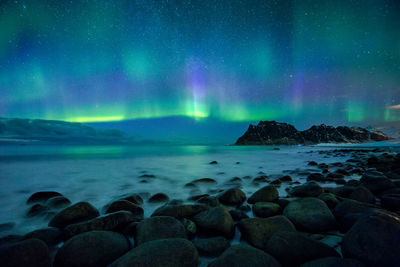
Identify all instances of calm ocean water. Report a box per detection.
[0,143,398,235]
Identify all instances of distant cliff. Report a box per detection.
[235,121,392,145]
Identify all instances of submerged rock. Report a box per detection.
[134,216,187,246]
[45,196,71,209]
[209,244,281,267]
[49,202,100,229]
[27,191,63,204]
[54,231,129,267]
[110,238,198,267]
[148,193,169,203]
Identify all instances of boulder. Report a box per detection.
[307,173,325,182]
[318,193,339,209]
[248,185,279,204]
[229,209,249,221]
[380,194,400,211]
[45,196,71,209]
[152,204,208,220]
[360,172,395,194]
[134,216,187,246]
[24,227,61,246]
[197,196,219,207]
[120,193,143,205]
[106,200,144,219]
[252,202,281,218]
[332,199,377,221]
[342,212,400,267]
[193,236,230,256]
[348,186,375,204]
[63,211,137,239]
[300,257,365,267]
[237,216,296,250]
[27,191,62,204]
[289,182,323,197]
[54,231,129,267]
[49,202,100,228]
[208,244,281,267]
[110,238,198,267]
[0,238,51,267]
[218,188,246,205]
[283,198,336,232]
[27,203,48,217]
[193,206,235,238]
[266,231,340,266]
[148,193,169,203]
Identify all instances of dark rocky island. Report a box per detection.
[236,121,392,145]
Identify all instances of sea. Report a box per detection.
[1,141,399,236]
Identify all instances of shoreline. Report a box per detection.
[0,147,400,266]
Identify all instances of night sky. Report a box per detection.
[1,0,400,127]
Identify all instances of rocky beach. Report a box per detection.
[1,145,400,266]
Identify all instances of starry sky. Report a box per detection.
[0,0,400,127]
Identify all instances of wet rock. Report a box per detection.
[318,193,339,209]
[270,179,282,185]
[209,244,281,267]
[210,161,218,164]
[24,227,61,246]
[360,171,396,194]
[119,193,143,205]
[182,218,197,238]
[266,231,340,266]
[27,203,48,217]
[194,236,230,256]
[307,173,325,182]
[284,197,336,232]
[54,231,129,267]
[300,257,365,267]
[0,235,24,248]
[325,186,355,198]
[0,238,51,267]
[152,203,208,220]
[308,161,318,166]
[197,196,219,207]
[229,209,249,221]
[148,193,169,203]
[332,199,377,222]
[192,178,217,184]
[63,211,137,239]
[289,181,323,197]
[326,172,345,179]
[106,200,144,219]
[280,175,292,182]
[380,194,400,211]
[134,216,187,246]
[27,191,62,204]
[49,202,100,229]
[248,185,279,204]
[238,216,296,250]
[193,206,235,238]
[342,212,400,267]
[45,196,71,209]
[110,238,198,267]
[252,202,281,218]
[348,186,375,204]
[218,188,246,205]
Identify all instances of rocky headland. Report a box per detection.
[235,121,392,145]
[1,148,400,266]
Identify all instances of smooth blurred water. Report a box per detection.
[0,144,394,235]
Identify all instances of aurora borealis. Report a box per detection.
[0,0,400,126]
